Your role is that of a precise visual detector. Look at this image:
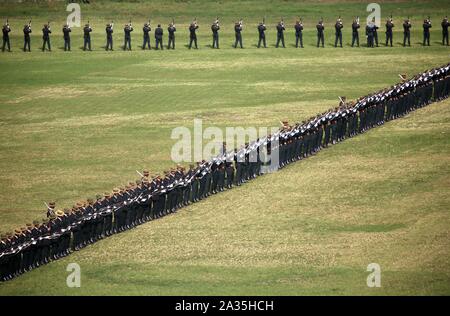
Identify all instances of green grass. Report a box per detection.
[0,0,449,295]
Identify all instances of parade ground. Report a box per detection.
[0,0,449,295]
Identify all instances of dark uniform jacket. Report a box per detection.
[155,27,163,39]
[63,26,71,39]
[42,27,51,39]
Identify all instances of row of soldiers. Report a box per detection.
[2,16,449,52]
[1,63,450,281]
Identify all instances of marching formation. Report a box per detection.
[1,62,449,282]
[2,16,450,52]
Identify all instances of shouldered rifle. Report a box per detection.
[136,170,144,177]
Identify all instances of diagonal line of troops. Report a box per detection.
[2,16,449,52]
[0,63,450,282]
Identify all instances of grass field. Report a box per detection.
[0,0,449,295]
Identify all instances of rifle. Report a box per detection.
[43,202,50,209]
[28,19,32,27]
[172,17,175,26]
[136,170,144,177]
[356,16,360,25]
[111,20,114,29]
[263,16,265,25]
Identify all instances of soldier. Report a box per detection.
[257,20,267,48]
[0,233,11,280]
[2,21,11,52]
[385,17,394,47]
[276,19,285,48]
[211,19,220,48]
[155,24,163,50]
[105,22,113,51]
[63,23,71,51]
[141,22,151,50]
[46,201,56,218]
[316,19,325,47]
[23,21,32,52]
[423,18,432,46]
[168,21,176,49]
[351,17,360,47]
[123,22,133,50]
[366,20,375,48]
[442,16,449,46]
[234,19,243,48]
[403,18,411,46]
[83,22,92,51]
[294,19,303,48]
[189,20,199,49]
[334,17,343,47]
[42,23,51,51]
[373,18,379,47]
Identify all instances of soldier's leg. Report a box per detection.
[335,34,338,47]
[375,33,378,46]
[317,35,320,47]
[2,39,5,51]
[408,33,410,46]
[276,35,280,48]
[300,33,303,47]
[281,35,285,47]
[296,34,299,47]
[48,38,51,51]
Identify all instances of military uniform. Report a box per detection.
[234,22,243,48]
[83,24,92,51]
[143,23,151,49]
[2,23,11,52]
[105,24,113,50]
[442,17,449,45]
[351,20,360,47]
[316,21,325,47]
[155,24,163,50]
[168,23,176,49]
[276,22,285,48]
[189,22,199,49]
[257,22,267,48]
[42,24,51,51]
[123,24,133,50]
[23,24,32,52]
[63,24,71,51]
[334,19,343,47]
[295,21,303,48]
[403,20,411,46]
[385,19,394,46]
[211,21,220,48]
[366,22,375,48]
[423,19,432,46]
